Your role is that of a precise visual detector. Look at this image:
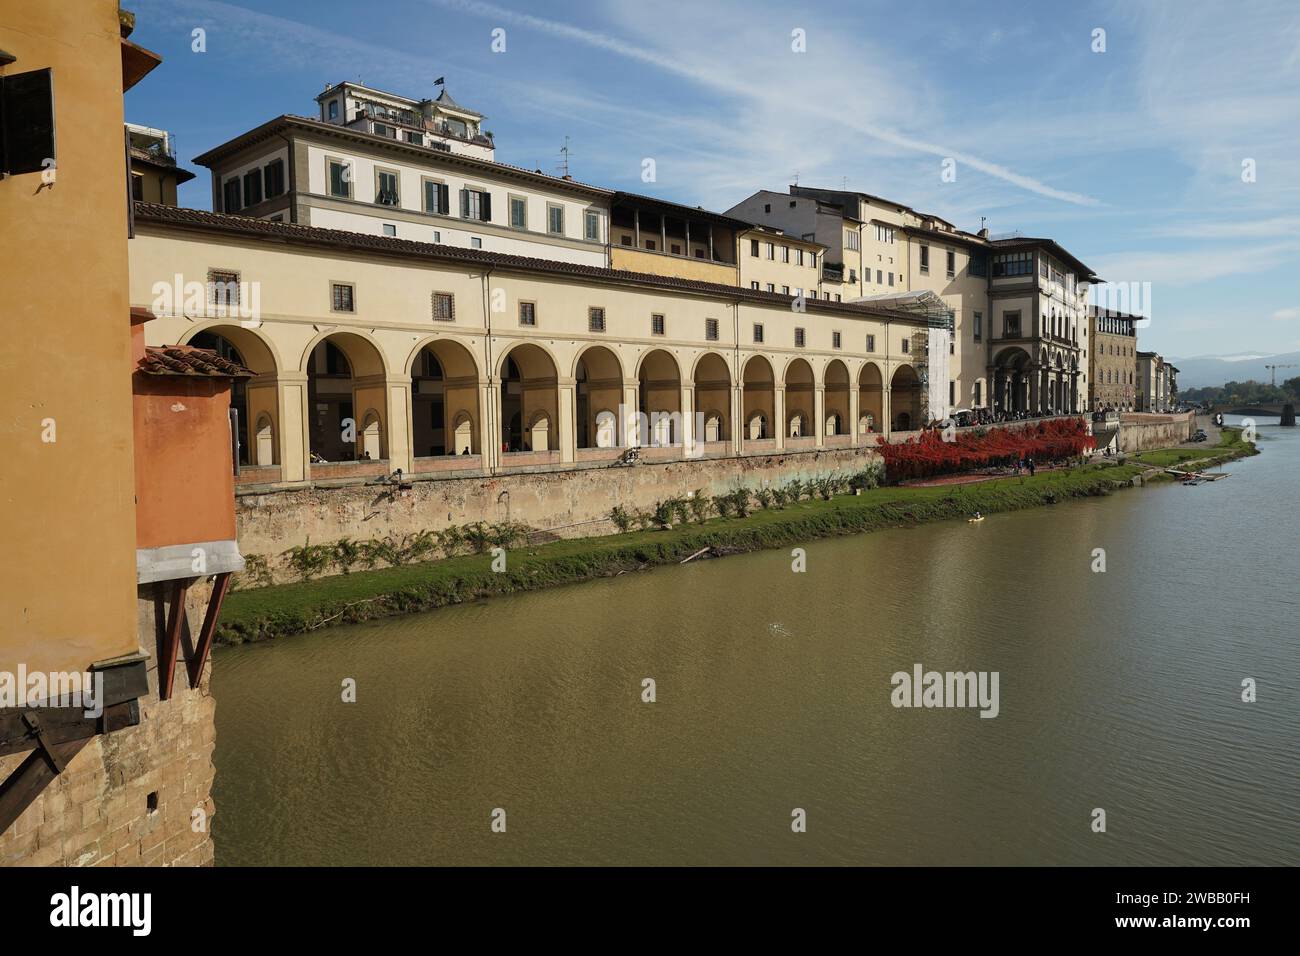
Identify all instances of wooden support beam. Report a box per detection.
[187,572,231,688]
[0,701,138,835]
[158,579,189,702]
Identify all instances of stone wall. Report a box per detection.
[0,582,217,868]
[1117,411,1196,454]
[237,446,882,579]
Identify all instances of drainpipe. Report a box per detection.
[277,132,297,224]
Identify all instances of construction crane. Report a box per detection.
[1265,363,1297,386]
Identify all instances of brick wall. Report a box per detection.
[0,582,217,867]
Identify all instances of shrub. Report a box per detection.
[713,494,736,518]
[653,499,675,529]
[786,478,805,502]
[730,487,752,517]
[688,491,711,523]
[672,498,692,526]
[464,522,493,553]
[771,486,790,509]
[238,553,274,589]
[609,506,634,533]
[755,487,774,509]
[437,525,466,556]
[284,539,333,581]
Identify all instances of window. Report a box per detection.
[432,292,455,321]
[519,301,536,327]
[866,334,876,352]
[328,100,339,121]
[992,252,1033,277]
[753,324,764,344]
[796,249,804,266]
[766,283,775,293]
[974,382,982,406]
[835,294,841,302]
[949,381,955,406]
[651,313,665,336]
[460,188,491,222]
[969,254,987,277]
[901,338,910,354]
[973,311,983,342]
[222,177,241,212]
[423,179,449,215]
[510,195,527,229]
[375,169,399,206]
[432,231,440,242]
[782,246,790,263]
[1004,310,1022,337]
[264,159,285,198]
[328,159,350,199]
[765,242,774,260]
[331,282,355,313]
[795,328,805,347]
[888,272,894,287]
[620,235,632,246]
[782,285,790,295]
[131,174,143,201]
[547,204,564,234]
[671,243,682,255]
[876,269,883,284]
[919,245,930,274]
[382,223,396,237]
[374,123,390,138]
[406,131,423,145]
[832,331,842,349]
[808,253,817,268]
[875,224,894,243]
[946,249,956,277]
[750,239,760,257]
[588,307,606,332]
[751,281,760,290]
[845,230,859,251]
[849,269,857,284]
[644,239,656,251]
[706,318,719,341]
[585,210,600,241]
[764,203,771,213]
[208,270,240,308]
[470,237,481,249]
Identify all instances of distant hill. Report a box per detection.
[1166,350,1300,389]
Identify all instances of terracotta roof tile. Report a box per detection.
[139,345,252,378]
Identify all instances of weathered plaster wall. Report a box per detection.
[1118,411,1196,454]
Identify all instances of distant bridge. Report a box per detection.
[1212,403,1296,425]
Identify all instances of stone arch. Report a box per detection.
[499,342,559,453]
[784,357,814,438]
[575,344,623,449]
[183,323,281,467]
[824,359,850,437]
[304,331,388,462]
[993,346,1032,414]
[742,354,775,442]
[890,363,921,432]
[638,348,682,446]
[408,338,480,457]
[693,352,732,446]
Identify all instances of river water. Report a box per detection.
[212,419,1299,865]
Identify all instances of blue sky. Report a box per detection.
[126,0,1300,359]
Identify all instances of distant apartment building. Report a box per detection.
[1089,308,1139,411]
[730,186,1099,419]
[127,122,195,204]
[1136,351,1174,412]
[192,82,612,266]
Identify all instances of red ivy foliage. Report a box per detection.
[875,418,1096,482]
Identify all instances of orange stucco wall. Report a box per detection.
[133,377,238,549]
[0,1,140,673]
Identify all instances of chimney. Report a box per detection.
[978,227,990,238]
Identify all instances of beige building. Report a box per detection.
[608,192,742,286]
[192,83,611,266]
[1089,308,1139,411]
[128,202,937,488]
[127,122,194,204]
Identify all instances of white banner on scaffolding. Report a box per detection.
[927,326,951,422]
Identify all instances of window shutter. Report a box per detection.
[459,188,469,218]
[439,183,449,214]
[481,192,492,222]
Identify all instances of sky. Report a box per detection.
[125,0,1300,360]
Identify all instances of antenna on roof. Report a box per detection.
[558,135,573,178]
[841,176,847,190]
[792,171,799,186]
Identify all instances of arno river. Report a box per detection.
[212,419,1299,865]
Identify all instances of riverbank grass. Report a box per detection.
[217,428,1257,645]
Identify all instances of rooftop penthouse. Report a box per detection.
[315,81,494,160]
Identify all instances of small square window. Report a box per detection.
[471,237,482,249]
[382,223,396,237]
[753,323,764,344]
[705,318,719,341]
[651,313,665,335]
[519,301,536,326]
[432,292,455,321]
[331,282,355,313]
[588,307,606,332]
[208,270,240,308]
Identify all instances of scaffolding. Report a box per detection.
[853,291,955,423]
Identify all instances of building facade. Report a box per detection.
[1089,308,1139,411]
[192,85,612,266]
